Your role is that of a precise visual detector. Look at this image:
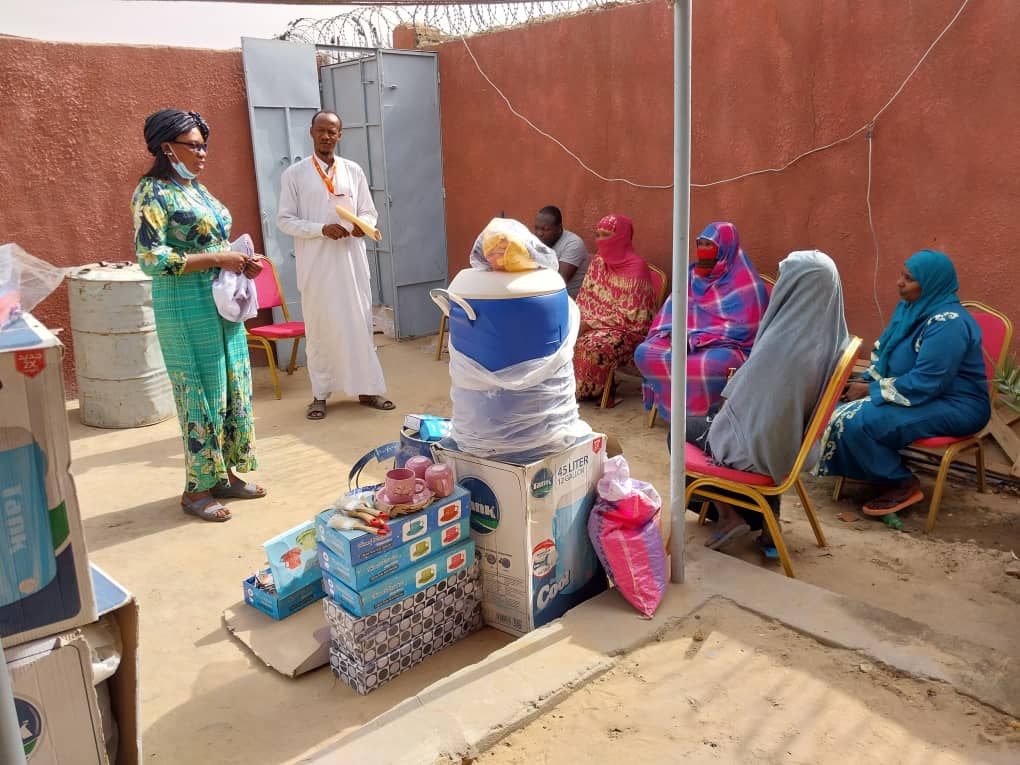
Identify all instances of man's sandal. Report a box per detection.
[358,395,395,411]
[306,399,327,420]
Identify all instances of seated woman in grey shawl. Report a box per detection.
[686,250,849,558]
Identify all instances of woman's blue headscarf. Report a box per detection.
[874,250,960,376]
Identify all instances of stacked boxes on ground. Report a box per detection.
[1,314,139,764]
[315,485,482,693]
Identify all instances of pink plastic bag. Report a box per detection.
[587,456,667,617]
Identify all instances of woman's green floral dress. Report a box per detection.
[131,176,257,492]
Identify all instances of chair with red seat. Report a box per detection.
[246,258,305,400]
[831,301,1013,534]
[685,336,862,578]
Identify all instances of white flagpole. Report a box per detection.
[669,0,692,583]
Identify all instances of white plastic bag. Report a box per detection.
[469,218,559,272]
[212,235,259,322]
[449,300,591,461]
[0,243,68,329]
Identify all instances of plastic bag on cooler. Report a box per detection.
[0,243,68,330]
[587,455,667,617]
[468,218,559,272]
[448,300,590,461]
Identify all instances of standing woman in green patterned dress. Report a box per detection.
[132,109,266,522]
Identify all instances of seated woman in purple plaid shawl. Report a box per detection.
[634,221,770,422]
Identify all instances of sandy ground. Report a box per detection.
[67,335,1020,763]
[473,599,1020,765]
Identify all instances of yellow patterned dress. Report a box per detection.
[573,255,657,399]
[131,176,257,492]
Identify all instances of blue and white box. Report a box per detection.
[317,514,470,590]
[243,569,325,621]
[243,520,324,620]
[321,539,475,617]
[1,314,97,648]
[432,434,608,637]
[314,485,469,567]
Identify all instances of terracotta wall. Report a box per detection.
[431,0,1019,353]
[2,0,1018,397]
[0,36,262,390]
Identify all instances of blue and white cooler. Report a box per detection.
[431,268,590,461]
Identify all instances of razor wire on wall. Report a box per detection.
[279,2,636,60]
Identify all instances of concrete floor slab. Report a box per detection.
[297,545,1018,764]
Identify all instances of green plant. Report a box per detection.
[994,354,1020,415]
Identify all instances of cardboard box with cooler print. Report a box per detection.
[432,434,609,637]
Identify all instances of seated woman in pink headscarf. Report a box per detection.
[573,214,657,403]
[635,221,770,421]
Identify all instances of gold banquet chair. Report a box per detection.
[245,258,305,400]
[831,301,1013,534]
[686,336,862,578]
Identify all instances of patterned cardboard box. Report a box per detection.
[322,563,480,657]
[329,605,483,695]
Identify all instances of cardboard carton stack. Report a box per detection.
[315,485,482,694]
[1,314,139,764]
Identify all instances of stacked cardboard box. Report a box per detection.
[316,486,482,693]
[1,314,140,763]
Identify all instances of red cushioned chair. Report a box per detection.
[831,301,1013,534]
[246,258,305,400]
[685,336,862,578]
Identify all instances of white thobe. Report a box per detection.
[277,155,386,399]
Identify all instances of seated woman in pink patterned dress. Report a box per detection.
[634,221,770,421]
[572,214,657,404]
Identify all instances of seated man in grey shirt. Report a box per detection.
[534,205,590,298]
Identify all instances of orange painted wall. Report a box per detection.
[2,0,1018,399]
[432,0,1019,353]
[0,36,262,391]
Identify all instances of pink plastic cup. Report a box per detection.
[425,463,455,498]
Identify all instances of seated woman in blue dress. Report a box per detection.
[816,250,991,516]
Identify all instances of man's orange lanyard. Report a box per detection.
[313,156,336,195]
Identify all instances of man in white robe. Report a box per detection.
[277,111,393,419]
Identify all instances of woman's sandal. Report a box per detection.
[756,535,780,561]
[181,495,231,522]
[306,399,327,420]
[862,488,924,517]
[359,395,395,411]
[705,523,751,550]
[211,480,267,500]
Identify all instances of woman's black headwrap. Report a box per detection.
[141,109,210,180]
[144,109,210,155]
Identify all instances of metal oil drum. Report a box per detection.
[67,262,174,428]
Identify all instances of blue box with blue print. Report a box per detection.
[314,485,469,567]
[243,567,325,621]
[317,513,470,590]
[321,539,475,617]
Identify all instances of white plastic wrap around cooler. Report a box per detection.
[438,270,590,462]
[68,263,174,428]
